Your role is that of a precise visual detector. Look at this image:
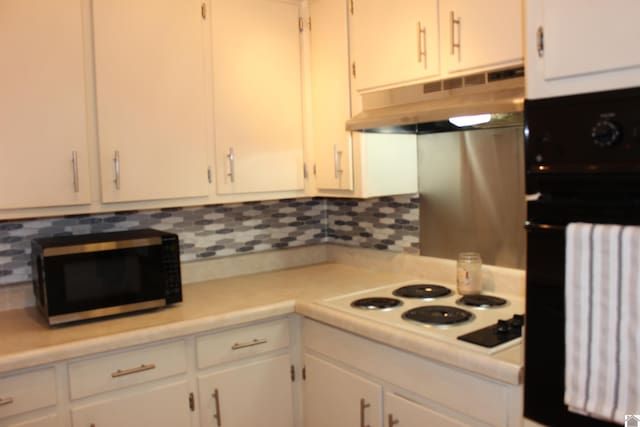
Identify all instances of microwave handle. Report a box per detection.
[525,221,566,231]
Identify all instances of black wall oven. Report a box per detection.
[524,87,640,426]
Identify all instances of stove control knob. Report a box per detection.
[511,314,525,328]
[497,319,510,333]
[591,120,621,148]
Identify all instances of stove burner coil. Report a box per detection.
[392,284,452,300]
[350,297,403,311]
[456,295,507,308]
[402,305,473,326]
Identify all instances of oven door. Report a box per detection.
[42,243,167,324]
[524,198,639,427]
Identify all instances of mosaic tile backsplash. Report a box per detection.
[0,195,419,285]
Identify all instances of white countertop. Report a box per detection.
[0,262,523,385]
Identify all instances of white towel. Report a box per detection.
[565,223,640,424]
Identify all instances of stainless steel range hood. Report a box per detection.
[346,67,525,134]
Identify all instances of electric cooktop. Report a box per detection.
[320,280,525,354]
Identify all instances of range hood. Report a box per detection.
[346,67,525,134]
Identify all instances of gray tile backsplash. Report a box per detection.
[0,195,419,285]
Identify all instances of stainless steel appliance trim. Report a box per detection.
[48,298,166,325]
[111,363,156,378]
[42,236,162,256]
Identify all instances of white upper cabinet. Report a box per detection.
[92,0,210,203]
[309,0,354,191]
[0,0,91,210]
[350,0,440,92]
[440,0,522,75]
[526,0,640,99]
[211,0,305,195]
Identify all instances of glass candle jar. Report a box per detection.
[456,252,483,295]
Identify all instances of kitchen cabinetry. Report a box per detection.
[439,0,522,75]
[210,0,305,195]
[309,0,418,198]
[303,353,381,427]
[0,367,58,427]
[526,0,640,99]
[349,0,440,92]
[309,0,354,191]
[302,318,523,427]
[196,317,294,427]
[70,381,192,427]
[92,0,210,203]
[0,0,91,210]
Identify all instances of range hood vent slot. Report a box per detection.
[347,66,525,134]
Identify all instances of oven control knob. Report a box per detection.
[497,319,510,333]
[591,120,621,147]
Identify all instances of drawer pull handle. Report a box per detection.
[388,413,399,427]
[0,397,13,406]
[212,388,222,426]
[360,398,371,427]
[231,338,267,350]
[111,363,156,378]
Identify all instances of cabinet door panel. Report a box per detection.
[309,0,354,190]
[212,0,304,195]
[351,0,439,91]
[385,392,472,427]
[541,0,640,80]
[0,0,90,209]
[93,0,209,203]
[70,381,191,427]
[198,355,294,427]
[440,0,522,74]
[303,353,382,427]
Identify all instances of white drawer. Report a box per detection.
[68,339,187,400]
[0,367,57,420]
[196,318,290,369]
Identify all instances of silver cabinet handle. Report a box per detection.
[212,388,222,426]
[0,397,13,406]
[360,398,371,427]
[536,26,544,57]
[207,166,213,184]
[333,144,343,178]
[417,21,426,65]
[111,363,156,378]
[113,150,121,190]
[71,151,79,193]
[450,11,461,56]
[388,413,399,427]
[226,148,235,183]
[231,338,267,350]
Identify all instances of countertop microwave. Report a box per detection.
[31,229,182,326]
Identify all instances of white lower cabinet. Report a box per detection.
[197,355,294,427]
[70,381,192,427]
[302,318,523,427]
[303,353,382,427]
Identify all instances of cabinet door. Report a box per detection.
[70,381,192,427]
[351,0,439,92]
[303,353,382,427]
[309,0,354,191]
[385,392,471,427]
[197,355,294,427]
[93,0,209,203]
[0,0,90,210]
[526,0,640,99]
[211,0,304,195]
[440,0,522,74]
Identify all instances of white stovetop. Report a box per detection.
[320,279,525,355]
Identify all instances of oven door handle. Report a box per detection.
[524,221,566,231]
